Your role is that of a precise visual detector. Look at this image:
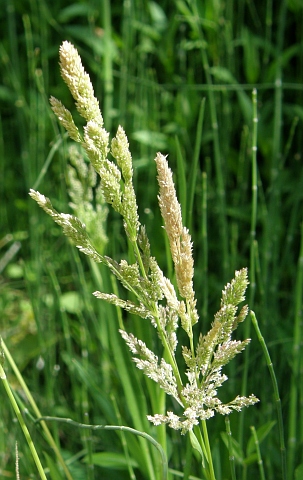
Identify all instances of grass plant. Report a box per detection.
[1,1,303,479]
[28,41,259,480]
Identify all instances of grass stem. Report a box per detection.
[287,221,303,479]
[250,426,266,480]
[0,345,47,480]
[225,416,236,480]
[1,339,73,480]
[250,312,287,480]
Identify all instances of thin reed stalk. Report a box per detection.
[249,88,258,308]
[191,0,229,277]
[250,426,266,480]
[0,344,47,480]
[225,416,237,480]
[101,0,114,131]
[287,221,303,480]
[262,0,287,318]
[251,312,287,480]
[239,88,258,451]
[187,99,205,232]
[1,339,73,480]
[201,171,208,325]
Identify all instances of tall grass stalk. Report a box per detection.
[175,136,188,223]
[225,416,236,480]
[249,88,258,308]
[187,98,205,232]
[0,391,45,479]
[0,342,47,480]
[239,88,258,453]
[250,312,287,480]
[263,0,287,316]
[101,0,114,131]
[287,221,303,480]
[118,0,132,127]
[1,339,73,480]
[250,426,266,480]
[201,171,208,325]
[189,0,229,277]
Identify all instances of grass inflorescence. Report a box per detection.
[1,2,303,479]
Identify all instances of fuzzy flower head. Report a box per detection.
[49,42,139,240]
[59,41,103,127]
[155,152,198,332]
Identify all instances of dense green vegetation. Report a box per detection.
[1,1,303,479]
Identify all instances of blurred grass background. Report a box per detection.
[1,0,303,479]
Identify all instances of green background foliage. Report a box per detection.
[1,0,303,478]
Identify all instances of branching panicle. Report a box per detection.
[120,331,181,402]
[30,42,259,439]
[29,189,104,264]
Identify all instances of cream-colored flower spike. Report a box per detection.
[155,152,198,333]
[59,40,103,127]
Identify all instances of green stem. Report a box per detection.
[287,221,303,479]
[249,89,258,308]
[188,98,205,232]
[250,312,287,480]
[240,88,258,451]
[101,0,113,131]
[263,0,287,312]
[1,339,73,480]
[201,420,216,480]
[191,1,228,277]
[0,354,47,480]
[32,133,67,190]
[250,426,266,480]
[225,416,237,480]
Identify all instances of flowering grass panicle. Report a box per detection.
[30,42,259,441]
